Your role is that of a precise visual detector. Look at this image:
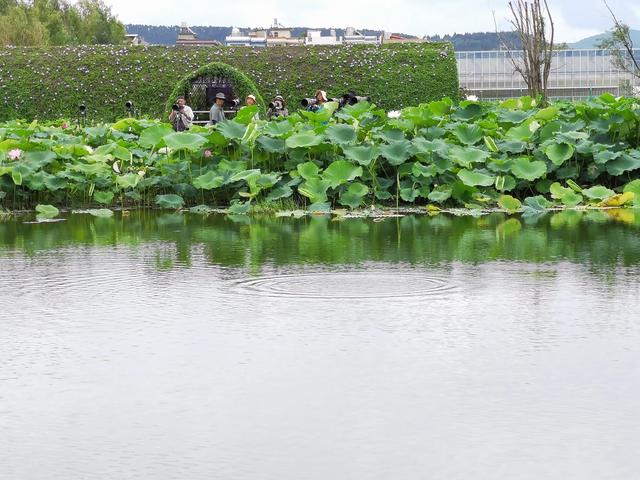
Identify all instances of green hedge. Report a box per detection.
[0,43,458,121]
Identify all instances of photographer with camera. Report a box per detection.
[267,95,289,120]
[169,96,194,132]
[208,92,227,126]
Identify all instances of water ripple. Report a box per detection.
[227,270,456,300]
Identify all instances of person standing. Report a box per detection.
[208,92,227,125]
[168,96,194,131]
[267,95,289,120]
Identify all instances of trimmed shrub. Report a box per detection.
[0,43,458,121]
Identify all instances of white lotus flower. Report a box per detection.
[112,161,121,174]
[84,145,94,154]
[465,94,478,102]
[387,110,401,119]
[158,147,170,154]
[137,170,146,177]
[529,121,541,133]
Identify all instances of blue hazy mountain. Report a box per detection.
[571,29,640,49]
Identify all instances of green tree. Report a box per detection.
[598,0,639,81]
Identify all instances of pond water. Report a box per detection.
[1,210,639,479]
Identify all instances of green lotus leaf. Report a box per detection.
[545,142,574,166]
[457,168,495,187]
[116,173,141,189]
[495,175,517,192]
[453,123,483,145]
[606,153,640,176]
[26,171,46,190]
[375,128,406,143]
[322,160,363,188]
[566,179,582,192]
[549,182,573,200]
[93,190,114,204]
[428,185,453,203]
[155,194,185,209]
[560,190,583,207]
[411,137,449,156]
[262,121,294,137]
[297,161,320,180]
[35,204,59,218]
[256,136,286,153]
[216,121,247,140]
[308,202,331,213]
[342,144,379,167]
[498,110,532,124]
[286,131,323,149]
[71,162,111,176]
[227,169,261,184]
[266,186,293,201]
[44,175,68,192]
[522,195,553,214]
[412,162,438,178]
[11,169,22,186]
[339,182,369,209]
[452,103,483,121]
[623,180,640,205]
[380,139,412,166]
[400,186,419,202]
[325,124,357,145]
[193,171,225,190]
[139,124,174,148]
[497,140,527,153]
[534,106,559,121]
[163,132,207,151]
[234,105,259,125]
[449,145,491,168]
[298,177,330,204]
[24,150,56,168]
[582,185,615,201]
[428,99,453,117]
[511,158,547,181]
[498,194,522,213]
[227,200,251,215]
[505,123,535,142]
[593,150,621,165]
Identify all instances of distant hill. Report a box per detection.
[570,29,640,49]
[425,31,522,51]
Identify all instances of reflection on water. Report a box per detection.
[0,211,639,480]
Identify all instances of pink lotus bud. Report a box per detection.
[8,148,22,160]
[204,150,212,158]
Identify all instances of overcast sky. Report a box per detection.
[97,0,640,42]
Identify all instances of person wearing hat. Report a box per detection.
[245,94,257,106]
[267,94,289,120]
[309,90,328,112]
[208,92,227,125]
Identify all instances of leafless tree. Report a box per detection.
[496,0,555,103]
[598,1,639,81]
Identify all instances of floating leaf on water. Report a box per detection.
[498,194,522,213]
[155,194,185,209]
[35,204,59,219]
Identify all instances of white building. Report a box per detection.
[225,27,267,47]
[343,27,380,45]
[305,29,342,46]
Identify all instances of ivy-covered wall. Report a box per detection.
[0,43,458,121]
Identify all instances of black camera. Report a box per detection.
[172,104,180,111]
[79,104,87,114]
[125,100,134,110]
[301,98,317,108]
[228,98,241,108]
